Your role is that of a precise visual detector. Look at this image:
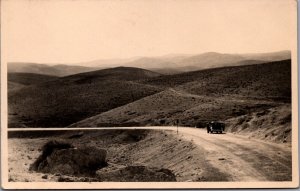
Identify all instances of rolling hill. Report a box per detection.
[8,67,163,127]
[8,82,26,91]
[70,60,291,133]
[142,60,291,100]
[8,62,99,77]
[8,73,59,91]
[8,57,292,140]
[8,73,58,86]
[70,88,278,127]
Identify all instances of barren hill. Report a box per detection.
[70,88,277,127]
[8,62,99,77]
[9,59,292,142]
[8,73,59,91]
[8,67,162,127]
[8,72,58,85]
[70,60,291,142]
[143,60,291,101]
[63,66,161,82]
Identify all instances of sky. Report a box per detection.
[2,0,297,64]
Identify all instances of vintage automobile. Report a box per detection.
[207,121,225,134]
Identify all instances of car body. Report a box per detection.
[207,121,225,133]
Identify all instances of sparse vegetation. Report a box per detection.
[8,67,162,127]
[9,60,292,143]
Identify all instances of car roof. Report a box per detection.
[210,121,224,124]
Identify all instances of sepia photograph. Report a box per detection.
[1,0,298,189]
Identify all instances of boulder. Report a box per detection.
[30,140,107,176]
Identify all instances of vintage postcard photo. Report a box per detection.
[1,0,298,189]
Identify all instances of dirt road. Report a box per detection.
[8,126,292,181]
[172,127,292,181]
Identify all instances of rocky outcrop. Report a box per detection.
[30,140,107,176]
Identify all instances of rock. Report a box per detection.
[30,140,74,171]
[30,140,107,176]
[42,175,48,179]
[97,165,176,182]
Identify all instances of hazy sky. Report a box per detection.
[2,0,297,64]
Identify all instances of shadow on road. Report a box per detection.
[208,132,227,135]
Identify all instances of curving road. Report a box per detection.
[173,127,292,181]
[8,126,292,181]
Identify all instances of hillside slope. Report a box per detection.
[8,73,59,91]
[70,89,277,128]
[143,60,291,101]
[8,73,58,85]
[8,67,162,127]
[70,60,291,142]
[8,62,99,77]
[71,60,291,129]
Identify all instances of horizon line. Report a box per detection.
[7,49,291,66]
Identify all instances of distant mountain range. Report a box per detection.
[8,50,291,76]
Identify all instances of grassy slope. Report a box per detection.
[8,67,162,127]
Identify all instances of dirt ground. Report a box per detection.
[8,127,292,182]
